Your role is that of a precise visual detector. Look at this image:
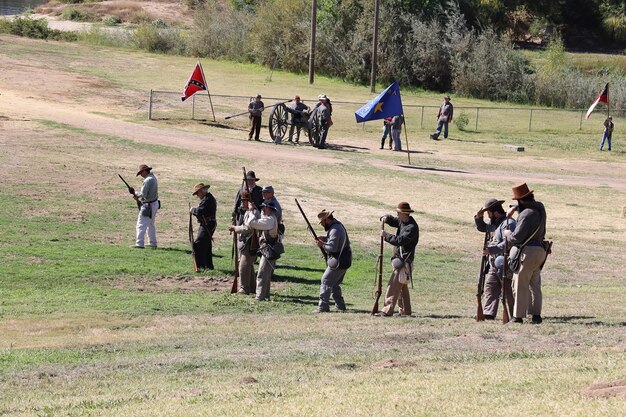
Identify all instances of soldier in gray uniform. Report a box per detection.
[475,198,516,319]
[504,183,548,324]
[313,209,351,312]
[248,94,264,141]
[379,202,419,316]
[288,95,310,144]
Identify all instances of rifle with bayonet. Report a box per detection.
[224,99,293,120]
[476,230,489,322]
[294,198,327,261]
[118,174,141,210]
[188,202,198,273]
[372,219,385,315]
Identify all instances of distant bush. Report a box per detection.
[102,15,122,26]
[603,15,626,44]
[61,7,96,22]
[454,112,470,131]
[0,17,77,41]
[133,23,186,54]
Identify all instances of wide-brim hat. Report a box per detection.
[262,185,274,193]
[136,164,152,176]
[444,95,451,100]
[255,94,262,99]
[261,202,277,211]
[396,201,414,213]
[317,209,334,224]
[512,183,533,200]
[245,170,260,181]
[192,182,209,196]
[483,198,505,211]
[318,94,328,101]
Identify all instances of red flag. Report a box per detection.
[181,62,207,102]
[585,83,608,119]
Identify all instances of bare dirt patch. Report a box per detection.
[582,379,626,399]
[107,274,233,292]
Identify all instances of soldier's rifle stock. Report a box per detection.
[476,230,490,322]
[294,198,327,261]
[371,219,385,315]
[188,202,198,273]
[118,174,141,210]
[224,99,293,120]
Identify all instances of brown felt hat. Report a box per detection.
[317,209,334,224]
[512,183,533,200]
[136,164,152,176]
[396,202,414,213]
[192,183,209,196]
[483,198,505,211]
[245,170,260,181]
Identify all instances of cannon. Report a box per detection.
[268,103,322,145]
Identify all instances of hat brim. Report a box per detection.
[318,211,334,224]
[513,190,533,200]
[397,208,414,213]
[483,199,505,211]
[136,167,151,176]
[192,186,209,196]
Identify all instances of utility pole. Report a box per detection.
[370,0,380,93]
[309,0,317,84]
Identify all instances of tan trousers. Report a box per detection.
[512,245,545,319]
[238,250,256,294]
[381,264,412,316]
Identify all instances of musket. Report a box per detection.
[224,99,293,120]
[118,174,141,210]
[502,219,511,324]
[294,198,327,261]
[188,202,198,273]
[475,230,489,322]
[230,213,239,294]
[371,219,385,315]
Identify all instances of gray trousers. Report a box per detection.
[238,249,256,294]
[256,256,275,300]
[483,267,514,317]
[512,245,545,319]
[318,266,347,311]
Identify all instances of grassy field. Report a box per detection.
[0,35,625,416]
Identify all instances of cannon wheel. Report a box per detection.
[269,103,289,143]
[308,111,321,146]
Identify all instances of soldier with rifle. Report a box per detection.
[475,198,516,320]
[229,201,281,301]
[190,183,217,270]
[248,94,264,141]
[132,164,159,249]
[230,169,263,294]
[503,183,549,324]
[377,202,419,317]
[312,209,351,313]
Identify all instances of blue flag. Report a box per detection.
[354,81,403,123]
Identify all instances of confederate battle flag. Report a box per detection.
[585,83,609,119]
[181,62,207,101]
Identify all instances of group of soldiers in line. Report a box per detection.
[130,164,549,321]
[247,93,333,149]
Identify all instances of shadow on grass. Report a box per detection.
[423,314,465,319]
[446,137,488,144]
[547,316,625,326]
[277,294,318,305]
[398,164,470,174]
[277,264,325,273]
[273,273,319,285]
[322,143,368,153]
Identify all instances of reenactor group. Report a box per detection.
[128,164,550,322]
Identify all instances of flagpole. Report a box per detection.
[199,62,216,122]
[402,116,411,165]
[607,82,610,119]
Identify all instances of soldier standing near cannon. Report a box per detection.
[288,95,310,144]
[248,94,264,141]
